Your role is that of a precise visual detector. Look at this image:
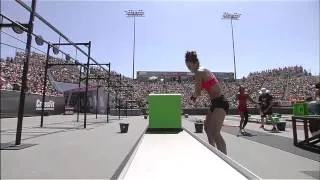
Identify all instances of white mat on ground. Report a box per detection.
[123,131,246,180]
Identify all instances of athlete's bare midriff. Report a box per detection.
[197,68,222,99]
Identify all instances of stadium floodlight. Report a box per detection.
[222,12,241,80]
[125,9,144,17]
[125,9,145,79]
[222,12,241,20]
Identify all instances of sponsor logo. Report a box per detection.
[35,99,55,111]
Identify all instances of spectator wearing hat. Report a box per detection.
[258,88,278,132]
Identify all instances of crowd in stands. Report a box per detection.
[1,52,319,108]
[1,52,60,96]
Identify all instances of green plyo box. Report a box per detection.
[293,103,309,116]
[148,94,181,129]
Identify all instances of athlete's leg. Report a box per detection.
[242,110,249,129]
[204,110,214,145]
[211,108,227,154]
[239,111,245,131]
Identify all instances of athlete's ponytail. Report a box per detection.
[185,51,199,63]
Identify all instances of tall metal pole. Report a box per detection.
[126,101,128,118]
[118,98,121,119]
[222,12,240,81]
[77,66,82,122]
[116,88,119,119]
[132,16,136,79]
[230,19,237,80]
[15,0,37,145]
[118,75,121,120]
[84,41,91,128]
[96,86,98,119]
[40,43,50,127]
[125,10,144,80]
[318,59,320,81]
[107,63,111,123]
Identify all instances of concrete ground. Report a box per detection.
[1,114,148,179]
[1,114,319,179]
[185,115,320,179]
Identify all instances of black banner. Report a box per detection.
[1,90,65,118]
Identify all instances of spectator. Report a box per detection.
[1,51,318,109]
[258,88,278,133]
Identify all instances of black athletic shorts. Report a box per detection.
[210,95,229,113]
[261,108,272,117]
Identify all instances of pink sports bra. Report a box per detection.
[201,74,219,90]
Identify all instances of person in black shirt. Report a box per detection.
[307,82,320,136]
[258,88,278,132]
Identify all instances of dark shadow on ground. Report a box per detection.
[0,122,104,144]
[145,128,183,134]
[1,143,37,150]
[301,171,320,179]
[0,116,120,132]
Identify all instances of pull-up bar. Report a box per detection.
[14,0,108,72]
[52,42,89,46]
[41,42,92,128]
[41,41,111,128]
[77,64,111,124]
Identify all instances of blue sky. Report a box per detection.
[1,0,319,79]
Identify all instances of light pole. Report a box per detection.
[125,9,144,79]
[222,12,241,80]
